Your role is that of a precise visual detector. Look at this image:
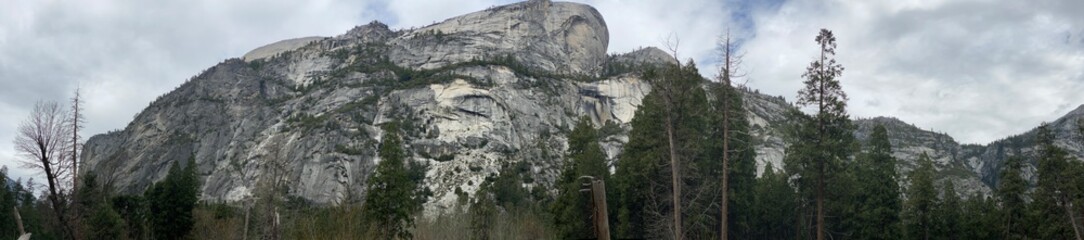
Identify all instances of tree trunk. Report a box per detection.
[816,163,825,240]
[243,200,251,240]
[592,180,610,240]
[71,90,80,195]
[799,201,808,240]
[69,90,84,240]
[721,112,729,240]
[924,222,929,240]
[14,206,25,235]
[17,102,75,240]
[39,150,74,240]
[815,102,826,240]
[720,32,732,240]
[1064,200,1083,240]
[814,37,828,240]
[667,116,682,240]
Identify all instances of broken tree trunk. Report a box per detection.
[592,180,610,240]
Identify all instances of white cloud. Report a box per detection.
[384,0,503,29]
[572,0,732,61]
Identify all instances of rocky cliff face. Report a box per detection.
[961,105,1084,189]
[388,0,609,75]
[83,0,1084,216]
[851,106,1084,197]
[739,91,995,197]
[852,117,991,197]
[743,91,1084,198]
[83,0,666,215]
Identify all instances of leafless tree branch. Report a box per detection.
[14,101,75,239]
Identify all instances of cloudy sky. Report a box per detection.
[2,0,1083,181]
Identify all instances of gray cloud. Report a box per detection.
[0,0,380,181]
[741,0,1084,144]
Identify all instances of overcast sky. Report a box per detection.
[2,0,1083,181]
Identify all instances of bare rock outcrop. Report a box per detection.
[84,0,650,215]
[388,0,609,75]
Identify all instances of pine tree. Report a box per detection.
[750,162,797,239]
[851,125,901,239]
[932,180,960,240]
[714,28,746,240]
[613,61,716,239]
[996,155,1029,239]
[112,194,151,239]
[959,194,999,239]
[8,178,58,239]
[470,161,534,239]
[782,110,817,239]
[362,122,423,239]
[469,186,497,240]
[653,60,704,240]
[77,172,126,239]
[146,158,200,240]
[1031,123,1083,239]
[552,117,610,239]
[488,161,530,210]
[792,28,852,240]
[613,90,666,238]
[710,66,757,240]
[0,167,19,237]
[828,158,860,238]
[903,153,936,240]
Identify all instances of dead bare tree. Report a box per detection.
[665,33,681,62]
[254,149,290,240]
[662,35,684,240]
[15,101,75,239]
[69,88,84,193]
[715,28,745,240]
[68,87,85,240]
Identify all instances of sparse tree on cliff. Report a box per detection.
[362,122,424,239]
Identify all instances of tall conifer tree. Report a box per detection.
[788,28,852,240]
